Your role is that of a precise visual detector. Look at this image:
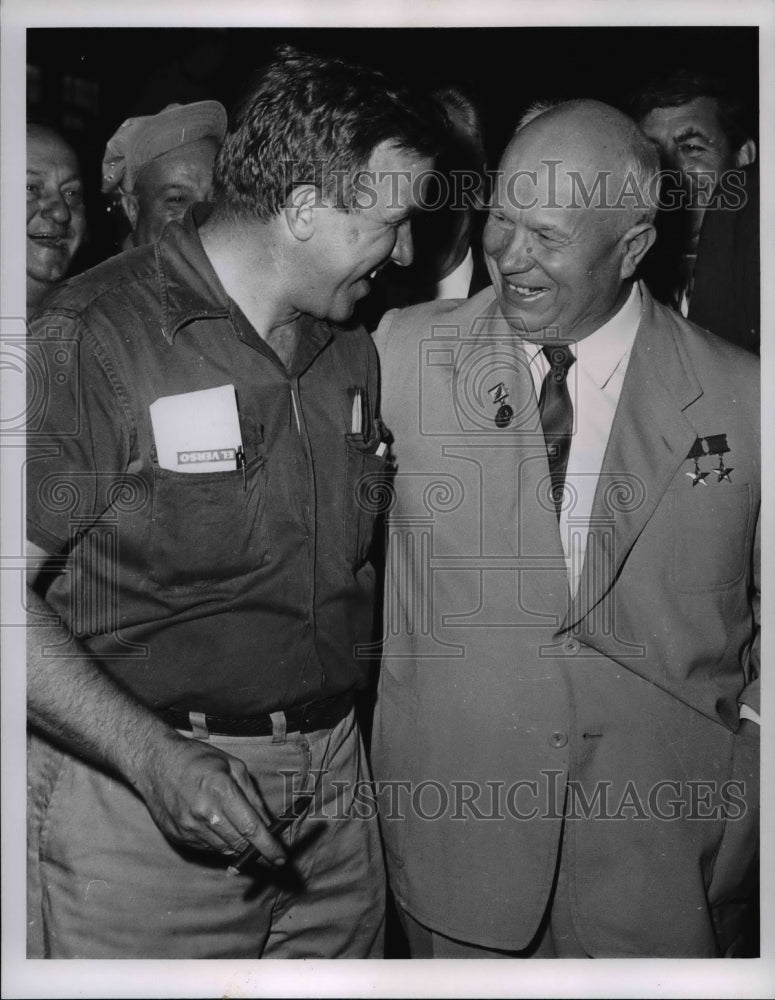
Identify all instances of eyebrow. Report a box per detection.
[26,167,82,184]
[532,222,569,238]
[672,127,716,145]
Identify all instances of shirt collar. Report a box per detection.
[156,204,232,343]
[155,205,332,372]
[523,283,642,389]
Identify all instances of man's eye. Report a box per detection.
[26,183,40,196]
[63,189,83,204]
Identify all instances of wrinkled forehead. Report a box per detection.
[134,137,219,191]
[494,128,631,210]
[639,96,726,144]
[27,128,80,175]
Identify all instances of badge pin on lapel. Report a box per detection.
[705,433,733,483]
[488,382,513,428]
[685,437,709,487]
[685,434,733,486]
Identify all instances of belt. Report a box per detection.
[159,691,353,737]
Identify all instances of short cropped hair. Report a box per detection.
[433,87,485,162]
[627,69,755,151]
[213,45,447,222]
[515,98,561,131]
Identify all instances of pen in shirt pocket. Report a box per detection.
[236,444,247,490]
[349,386,366,435]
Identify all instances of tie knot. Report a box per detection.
[542,344,575,375]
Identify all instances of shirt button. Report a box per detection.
[550,731,568,748]
[564,638,580,655]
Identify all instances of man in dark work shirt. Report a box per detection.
[25,45,442,959]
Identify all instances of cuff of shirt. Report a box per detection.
[739,704,761,725]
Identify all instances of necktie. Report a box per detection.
[538,344,575,518]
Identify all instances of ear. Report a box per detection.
[734,139,756,168]
[284,184,319,242]
[120,192,139,230]
[619,221,656,280]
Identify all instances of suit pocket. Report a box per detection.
[670,484,753,592]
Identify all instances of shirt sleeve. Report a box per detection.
[26,310,132,555]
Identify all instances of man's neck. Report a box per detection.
[198,212,301,340]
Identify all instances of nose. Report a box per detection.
[40,191,71,226]
[390,220,414,268]
[496,226,534,274]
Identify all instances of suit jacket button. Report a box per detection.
[550,731,568,748]
[564,638,580,654]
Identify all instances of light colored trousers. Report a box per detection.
[27,709,385,958]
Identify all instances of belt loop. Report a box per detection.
[189,711,210,740]
[270,711,287,744]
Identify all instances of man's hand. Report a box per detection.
[27,537,286,868]
[132,729,288,865]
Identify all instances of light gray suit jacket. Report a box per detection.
[370,282,759,956]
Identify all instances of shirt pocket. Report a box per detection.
[343,426,392,569]
[670,483,753,593]
[148,419,269,589]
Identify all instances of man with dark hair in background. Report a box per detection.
[26,123,87,318]
[26,45,441,959]
[629,69,759,351]
[358,85,490,331]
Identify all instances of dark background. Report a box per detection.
[28,26,758,266]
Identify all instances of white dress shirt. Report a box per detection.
[524,283,642,597]
[435,247,474,300]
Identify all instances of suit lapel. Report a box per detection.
[564,289,704,632]
[454,295,570,620]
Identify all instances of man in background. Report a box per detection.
[630,69,758,349]
[26,123,87,318]
[101,99,226,249]
[359,86,489,330]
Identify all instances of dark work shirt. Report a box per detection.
[26,210,386,715]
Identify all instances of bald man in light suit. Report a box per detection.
[371,100,759,958]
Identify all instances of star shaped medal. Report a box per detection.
[685,437,710,486]
[705,433,733,483]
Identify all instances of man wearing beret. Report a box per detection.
[102,99,226,249]
[26,47,441,958]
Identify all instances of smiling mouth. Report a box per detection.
[504,280,550,301]
[28,233,70,248]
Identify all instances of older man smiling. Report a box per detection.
[26,123,87,317]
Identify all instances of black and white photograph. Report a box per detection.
[2,1,772,997]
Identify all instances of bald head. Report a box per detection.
[507,99,660,228]
[483,99,657,342]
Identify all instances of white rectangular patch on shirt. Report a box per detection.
[150,384,242,473]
